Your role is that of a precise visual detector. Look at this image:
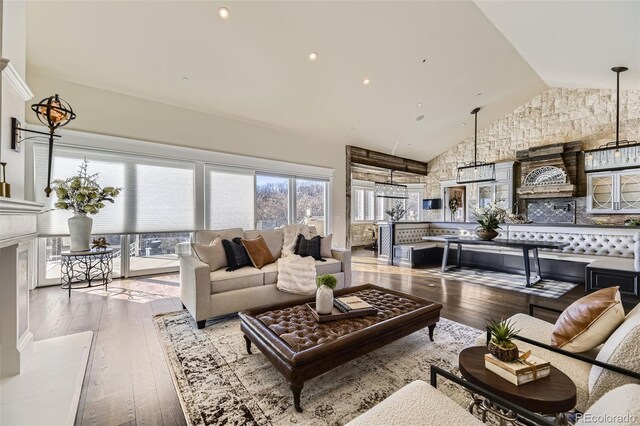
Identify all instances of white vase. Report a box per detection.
[68,212,93,252]
[316,285,334,314]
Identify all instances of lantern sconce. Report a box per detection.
[11,94,77,197]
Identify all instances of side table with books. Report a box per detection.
[459,346,576,424]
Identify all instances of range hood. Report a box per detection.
[516,141,581,199]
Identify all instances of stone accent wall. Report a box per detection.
[425,87,640,224]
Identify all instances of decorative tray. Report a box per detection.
[306,302,378,323]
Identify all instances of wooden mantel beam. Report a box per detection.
[347,145,429,176]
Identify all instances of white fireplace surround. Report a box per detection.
[0,198,93,425]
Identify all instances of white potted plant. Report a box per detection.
[52,160,122,252]
[315,274,337,314]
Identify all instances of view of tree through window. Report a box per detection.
[295,179,326,223]
[256,175,289,229]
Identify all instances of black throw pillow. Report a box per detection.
[294,234,324,261]
[222,237,252,271]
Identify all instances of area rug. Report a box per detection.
[422,266,578,298]
[153,310,483,425]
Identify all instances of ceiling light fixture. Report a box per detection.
[584,66,638,173]
[218,7,230,19]
[363,78,370,85]
[308,52,318,61]
[416,115,424,121]
[456,107,495,184]
[416,103,423,108]
[375,170,408,199]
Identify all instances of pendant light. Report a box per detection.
[374,170,408,199]
[456,107,495,184]
[584,67,638,173]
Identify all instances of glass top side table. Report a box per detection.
[60,249,114,297]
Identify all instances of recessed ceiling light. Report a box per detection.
[476,92,482,96]
[218,7,230,19]
[181,76,189,81]
[363,78,371,86]
[461,122,466,127]
[308,52,318,61]
[416,103,423,108]
[416,115,424,121]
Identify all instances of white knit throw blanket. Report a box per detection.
[277,224,316,295]
[276,255,317,295]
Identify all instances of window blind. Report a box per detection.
[34,142,196,236]
[205,165,255,230]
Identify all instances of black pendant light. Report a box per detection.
[456,107,496,184]
[374,170,408,199]
[584,67,638,173]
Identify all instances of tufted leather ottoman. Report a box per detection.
[239,284,442,412]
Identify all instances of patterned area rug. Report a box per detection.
[153,310,483,425]
[422,267,578,298]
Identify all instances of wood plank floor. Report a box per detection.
[30,257,587,425]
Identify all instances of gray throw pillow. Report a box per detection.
[321,234,333,258]
[191,236,226,271]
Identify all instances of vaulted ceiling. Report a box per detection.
[25,1,637,163]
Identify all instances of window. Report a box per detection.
[34,143,196,236]
[205,167,254,230]
[128,232,191,272]
[255,175,290,230]
[296,179,327,235]
[353,187,375,221]
[42,235,122,281]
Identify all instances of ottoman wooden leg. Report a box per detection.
[244,335,253,355]
[428,323,436,341]
[290,382,304,412]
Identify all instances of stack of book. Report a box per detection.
[334,296,373,313]
[484,352,550,386]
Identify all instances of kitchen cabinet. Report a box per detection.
[587,170,640,214]
[477,162,515,211]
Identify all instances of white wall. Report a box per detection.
[25,73,348,246]
[1,0,27,199]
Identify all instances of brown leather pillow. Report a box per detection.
[242,236,276,269]
[551,287,625,352]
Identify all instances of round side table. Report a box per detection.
[60,249,114,297]
[459,346,576,424]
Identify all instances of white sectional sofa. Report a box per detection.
[178,228,351,328]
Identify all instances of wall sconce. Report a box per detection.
[11,94,76,197]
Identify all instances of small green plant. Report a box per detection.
[487,317,520,349]
[316,274,337,290]
[473,203,509,232]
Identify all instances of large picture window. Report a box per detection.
[205,167,255,230]
[256,175,290,230]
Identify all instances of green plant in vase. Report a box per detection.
[473,203,508,240]
[316,274,337,315]
[486,317,520,362]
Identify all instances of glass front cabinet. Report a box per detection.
[587,170,640,213]
[476,162,515,211]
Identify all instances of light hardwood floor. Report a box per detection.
[30,257,585,425]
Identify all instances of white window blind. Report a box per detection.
[352,187,375,221]
[34,143,196,236]
[205,165,254,230]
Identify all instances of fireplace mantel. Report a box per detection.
[0,197,43,377]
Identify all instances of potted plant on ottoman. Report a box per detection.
[487,318,520,362]
[52,160,122,252]
[316,274,337,314]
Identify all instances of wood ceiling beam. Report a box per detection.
[347,145,429,176]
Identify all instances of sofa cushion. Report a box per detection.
[191,237,226,272]
[261,262,279,285]
[577,384,640,426]
[194,228,244,245]
[315,258,341,275]
[244,229,283,259]
[346,380,483,426]
[321,234,333,258]
[222,238,252,271]
[551,287,625,353]
[295,235,322,260]
[588,303,640,408]
[242,236,276,269]
[209,266,264,294]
